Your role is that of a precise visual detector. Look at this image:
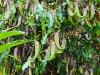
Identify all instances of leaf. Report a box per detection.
[62,2,67,6]
[22,59,31,70]
[0,50,10,63]
[3,67,6,75]
[0,30,25,40]
[10,6,16,15]
[15,65,21,71]
[47,28,54,34]
[17,0,24,2]
[36,4,44,20]
[33,67,39,75]
[8,54,21,62]
[96,29,100,35]
[41,34,48,44]
[92,25,100,34]
[41,20,45,31]
[0,40,31,53]
[39,60,47,74]
[97,37,100,43]
[56,8,63,23]
[46,12,53,28]
[97,66,100,75]
[27,16,34,26]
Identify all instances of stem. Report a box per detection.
[84,69,89,75]
[89,68,93,75]
[66,56,70,73]
[29,67,32,75]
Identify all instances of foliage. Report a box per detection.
[0,0,100,75]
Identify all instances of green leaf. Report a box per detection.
[97,66,100,75]
[36,4,44,20]
[0,40,31,53]
[27,16,34,26]
[10,6,16,15]
[56,8,63,23]
[33,67,39,75]
[0,31,25,40]
[62,2,67,6]
[39,60,47,74]
[0,14,2,19]
[41,20,45,31]
[97,38,100,43]
[47,28,54,34]
[22,59,31,70]
[8,54,21,62]
[3,67,6,75]
[92,25,100,34]
[96,29,100,35]
[0,50,10,63]
[15,65,21,71]
[41,34,48,44]
[17,0,24,2]
[46,12,53,28]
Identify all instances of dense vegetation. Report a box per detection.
[0,0,100,75]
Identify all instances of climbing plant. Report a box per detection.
[0,0,100,75]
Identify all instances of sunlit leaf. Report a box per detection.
[27,16,34,26]
[17,0,24,2]
[15,65,21,71]
[0,31,25,40]
[0,40,31,53]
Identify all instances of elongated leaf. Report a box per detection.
[0,31,25,40]
[0,40,31,53]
